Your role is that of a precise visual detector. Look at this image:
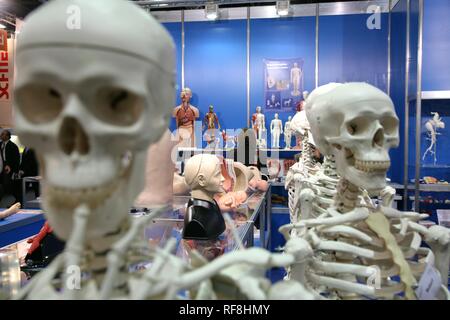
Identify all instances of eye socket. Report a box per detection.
[16,85,63,124]
[94,87,144,126]
[347,123,357,135]
[381,116,399,135]
[346,117,370,136]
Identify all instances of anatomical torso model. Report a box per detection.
[270,113,283,149]
[280,83,450,300]
[173,88,200,148]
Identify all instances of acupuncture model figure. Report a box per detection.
[173,88,200,148]
[252,106,266,148]
[290,62,302,97]
[270,113,283,149]
[423,112,445,165]
[284,116,293,149]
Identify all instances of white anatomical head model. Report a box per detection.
[274,113,279,119]
[305,83,399,192]
[14,0,175,241]
[184,154,225,201]
[288,116,292,121]
[256,106,261,113]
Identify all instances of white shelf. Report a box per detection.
[389,183,450,192]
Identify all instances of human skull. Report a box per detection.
[14,0,175,241]
[305,83,399,192]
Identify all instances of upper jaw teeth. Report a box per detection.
[45,152,134,209]
[354,159,390,173]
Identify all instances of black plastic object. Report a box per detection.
[182,198,225,240]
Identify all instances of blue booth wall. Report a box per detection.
[389,0,407,185]
[404,0,450,183]
[423,0,450,92]
[250,16,316,149]
[162,22,183,132]
[163,13,391,150]
[318,13,389,92]
[184,20,248,148]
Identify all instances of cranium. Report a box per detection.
[305,83,399,192]
[14,0,175,241]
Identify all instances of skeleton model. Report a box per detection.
[422,112,445,165]
[284,116,293,149]
[12,0,179,299]
[285,104,337,239]
[10,0,320,300]
[280,83,450,300]
[270,113,283,149]
[252,106,266,148]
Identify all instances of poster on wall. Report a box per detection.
[263,58,304,113]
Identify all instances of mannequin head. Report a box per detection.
[181,87,192,104]
[274,113,279,120]
[294,62,298,68]
[14,0,174,241]
[184,154,224,201]
[209,105,214,113]
[288,116,292,121]
[256,106,261,113]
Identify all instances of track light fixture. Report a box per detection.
[205,3,219,20]
[276,0,290,17]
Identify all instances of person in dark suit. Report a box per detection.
[1,130,21,197]
[14,147,40,203]
[19,148,39,178]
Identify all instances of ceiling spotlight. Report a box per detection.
[0,23,6,29]
[276,0,290,17]
[205,3,219,20]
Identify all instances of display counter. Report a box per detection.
[134,188,271,263]
[0,210,45,249]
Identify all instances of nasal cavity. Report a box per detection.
[59,117,90,155]
[373,128,384,147]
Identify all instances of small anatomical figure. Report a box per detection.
[284,116,293,149]
[252,106,266,148]
[173,88,200,148]
[270,113,283,149]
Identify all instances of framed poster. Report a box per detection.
[263,58,305,113]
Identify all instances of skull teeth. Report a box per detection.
[354,159,390,173]
[45,152,133,209]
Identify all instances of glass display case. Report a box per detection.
[408,94,450,226]
[131,188,271,265]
